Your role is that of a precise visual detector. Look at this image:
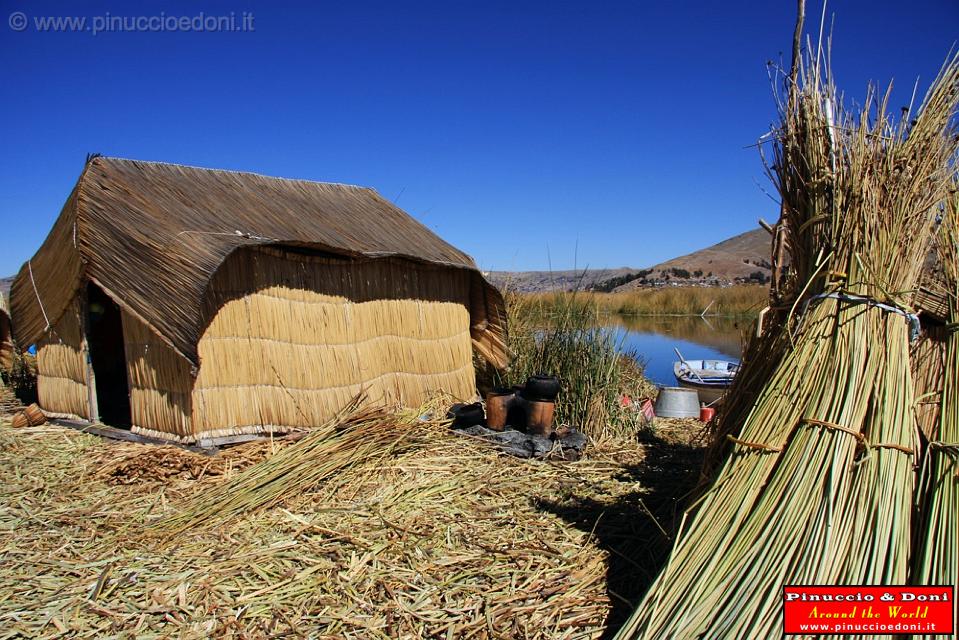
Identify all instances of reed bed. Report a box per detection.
[615,42,959,639]
[519,285,768,319]
[493,291,654,441]
[912,190,958,639]
[0,402,686,638]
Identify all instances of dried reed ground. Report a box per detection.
[0,412,703,639]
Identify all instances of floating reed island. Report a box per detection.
[0,397,711,638]
[9,156,507,445]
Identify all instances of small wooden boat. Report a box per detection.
[673,359,739,390]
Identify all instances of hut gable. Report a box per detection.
[10,157,507,368]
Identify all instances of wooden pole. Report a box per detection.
[771,0,806,301]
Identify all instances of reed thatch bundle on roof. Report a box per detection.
[10,157,507,444]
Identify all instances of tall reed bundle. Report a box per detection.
[153,398,423,537]
[615,45,959,639]
[911,325,948,440]
[912,190,958,639]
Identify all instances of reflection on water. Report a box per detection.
[604,314,749,388]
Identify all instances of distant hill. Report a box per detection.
[0,276,11,299]
[486,228,772,293]
[611,228,771,292]
[484,267,639,293]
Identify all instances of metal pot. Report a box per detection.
[523,375,560,402]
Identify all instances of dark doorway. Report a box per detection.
[86,283,131,428]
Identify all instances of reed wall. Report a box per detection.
[35,300,89,419]
[34,248,479,441]
[122,310,194,441]
[189,248,476,441]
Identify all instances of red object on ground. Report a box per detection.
[640,398,655,421]
[699,406,716,422]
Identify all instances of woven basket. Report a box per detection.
[24,404,46,426]
[10,413,29,429]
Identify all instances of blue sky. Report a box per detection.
[1,1,957,276]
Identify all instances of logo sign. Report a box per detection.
[783,586,954,636]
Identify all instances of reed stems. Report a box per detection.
[153,398,423,537]
[912,190,958,640]
[615,38,959,639]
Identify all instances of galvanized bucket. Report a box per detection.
[654,387,700,418]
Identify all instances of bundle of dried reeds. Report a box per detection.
[912,190,958,638]
[615,44,959,639]
[92,438,292,485]
[153,398,425,537]
[911,324,948,440]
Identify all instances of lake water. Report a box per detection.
[606,315,747,387]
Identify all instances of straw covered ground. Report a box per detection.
[0,404,704,639]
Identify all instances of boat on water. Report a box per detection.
[673,359,739,392]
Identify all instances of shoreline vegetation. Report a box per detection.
[516,284,769,318]
[484,285,768,441]
[485,290,656,442]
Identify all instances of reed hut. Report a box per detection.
[10,157,507,444]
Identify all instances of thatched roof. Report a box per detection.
[11,157,507,368]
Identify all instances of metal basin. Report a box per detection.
[654,386,700,418]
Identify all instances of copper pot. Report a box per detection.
[526,400,555,437]
[485,389,514,431]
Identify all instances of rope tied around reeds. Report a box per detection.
[929,440,959,455]
[928,441,959,478]
[800,418,866,442]
[799,292,921,341]
[726,434,782,453]
[726,419,917,458]
[867,442,915,456]
[800,418,915,456]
